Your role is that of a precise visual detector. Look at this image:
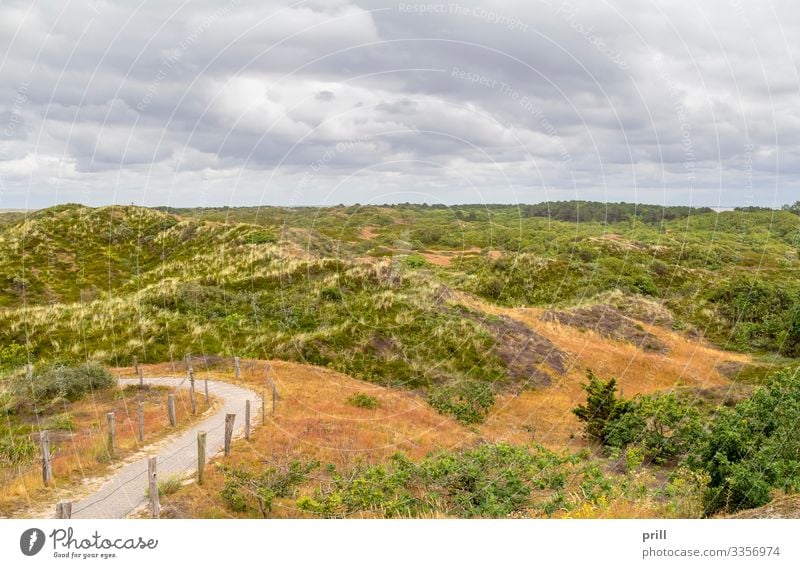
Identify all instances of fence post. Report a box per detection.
[234,356,241,380]
[40,431,52,486]
[197,431,206,485]
[106,411,116,455]
[137,401,144,443]
[245,400,251,440]
[167,394,176,427]
[55,501,72,519]
[189,367,195,389]
[224,413,235,456]
[133,355,139,377]
[148,457,159,519]
[190,383,197,416]
[138,367,144,388]
[204,378,209,406]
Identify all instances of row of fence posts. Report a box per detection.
[49,356,277,519]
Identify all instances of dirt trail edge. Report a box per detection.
[67,377,262,519]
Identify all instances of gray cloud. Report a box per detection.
[0,0,798,208]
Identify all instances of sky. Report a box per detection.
[0,0,798,209]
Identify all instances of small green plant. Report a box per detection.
[347,392,379,409]
[404,254,427,268]
[0,434,36,467]
[46,413,75,431]
[145,474,184,497]
[245,230,276,244]
[427,379,494,424]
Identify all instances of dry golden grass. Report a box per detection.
[455,294,748,450]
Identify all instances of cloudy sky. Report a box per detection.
[0,0,797,209]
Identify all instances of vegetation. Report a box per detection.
[1,201,799,518]
[347,392,379,409]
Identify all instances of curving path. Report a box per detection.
[69,377,262,519]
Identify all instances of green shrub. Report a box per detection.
[427,379,494,423]
[0,434,36,467]
[691,368,800,515]
[298,443,612,519]
[404,254,428,268]
[220,460,318,517]
[319,287,343,302]
[0,342,26,372]
[46,412,75,431]
[245,230,276,244]
[347,393,379,409]
[572,370,634,445]
[13,363,116,408]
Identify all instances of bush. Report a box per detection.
[13,363,116,408]
[347,392,379,409]
[427,379,494,424]
[604,394,702,464]
[220,460,318,517]
[298,443,612,519]
[404,254,428,268]
[0,434,36,467]
[572,370,634,445]
[691,368,800,515]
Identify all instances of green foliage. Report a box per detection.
[245,229,276,244]
[0,342,26,372]
[572,370,634,445]
[298,443,612,518]
[404,254,428,268]
[691,368,800,515]
[427,379,494,424]
[145,474,184,498]
[604,394,702,464]
[708,276,800,356]
[12,363,116,408]
[220,460,319,517]
[0,433,36,468]
[347,392,379,409]
[45,412,75,431]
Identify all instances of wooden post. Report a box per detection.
[197,431,206,485]
[40,431,52,486]
[234,356,241,380]
[137,401,144,443]
[138,367,143,388]
[55,501,72,519]
[167,394,176,427]
[224,413,235,456]
[148,457,159,519]
[262,390,266,422]
[106,411,116,455]
[190,384,197,415]
[133,355,139,377]
[185,353,191,371]
[245,400,251,440]
[189,367,195,389]
[204,378,209,406]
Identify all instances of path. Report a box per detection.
[68,377,262,518]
